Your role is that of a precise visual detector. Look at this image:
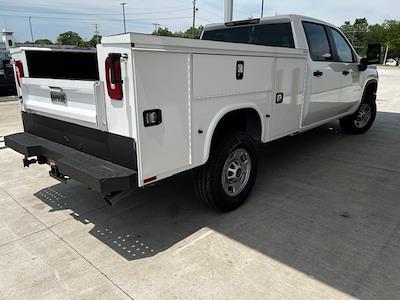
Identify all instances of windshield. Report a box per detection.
[202,23,295,48]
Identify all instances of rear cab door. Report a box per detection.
[251,22,307,139]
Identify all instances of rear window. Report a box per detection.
[202,26,252,44]
[202,23,295,48]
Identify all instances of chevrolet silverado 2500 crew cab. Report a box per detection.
[5,15,380,211]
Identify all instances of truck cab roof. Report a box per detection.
[203,14,336,31]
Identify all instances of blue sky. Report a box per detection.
[1,0,399,43]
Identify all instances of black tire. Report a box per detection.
[340,94,377,134]
[194,132,258,212]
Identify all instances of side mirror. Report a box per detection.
[359,44,382,71]
[358,58,368,71]
[367,43,382,64]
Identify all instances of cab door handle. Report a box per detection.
[313,70,323,77]
[342,70,350,76]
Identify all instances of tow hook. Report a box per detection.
[23,156,47,167]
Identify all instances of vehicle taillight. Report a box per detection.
[105,56,123,100]
[15,60,24,87]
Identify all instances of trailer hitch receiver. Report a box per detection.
[49,165,69,183]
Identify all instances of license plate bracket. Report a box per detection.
[49,86,67,105]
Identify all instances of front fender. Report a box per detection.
[361,78,378,100]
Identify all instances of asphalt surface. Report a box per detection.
[0,67,399,299]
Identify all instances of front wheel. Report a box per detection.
[340,100,377,134]
[194,132,258,212]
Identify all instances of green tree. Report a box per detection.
[340,18,368,53]
[383,20,400,64]
[340,18,400,64]
[89,34,102,47]
[183,25,204,39]
[35,39,53,45]
[152,27,175,37]
[56,31,83,46]
[365,24,386,45]
[152,25,204,39]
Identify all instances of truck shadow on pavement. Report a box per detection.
[34,112,400,298]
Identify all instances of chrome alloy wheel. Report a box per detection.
[354,103,372,129]
[221,148,252,197]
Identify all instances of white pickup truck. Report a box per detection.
[5,15,380,211]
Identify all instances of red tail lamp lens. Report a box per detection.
[15,60,24,86]
[105,57,123,100]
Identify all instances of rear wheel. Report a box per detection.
[194,132,258,212]
[340,97,377,134]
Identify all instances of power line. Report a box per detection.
[0,7,192,16]
[200,7,221,19]
[152,23,161,32]
[0,14,193,23]
[197,16,213,23]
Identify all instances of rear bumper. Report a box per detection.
[5,132,138,193]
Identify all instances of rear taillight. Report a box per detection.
[105,56,123,100]
[15,60,24,87]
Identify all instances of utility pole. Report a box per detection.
[383,44,389,65]
[261,0,265,18]
[28,16,34,45]
[152,23,161,33]
[192,0,198,39]
[120,2,127,34]
[224,0,233,23]
[94,24,99,44]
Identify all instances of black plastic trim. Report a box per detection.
[21,112,137,170]
[5,132,137,193]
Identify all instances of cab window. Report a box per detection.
[302,22,333,61]
[202,26,252,44]
[202,23,295,48]
[251,23,295,48]
[329,28,355,63]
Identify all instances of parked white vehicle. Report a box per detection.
[6,15,380,211]
[385,58,397,66]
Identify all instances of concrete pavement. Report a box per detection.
[0,67,399,299]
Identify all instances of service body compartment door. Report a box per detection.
[269,58,306,140]
[133,51,191,185]
[20,78,104,129]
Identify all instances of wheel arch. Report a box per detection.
[362,79,378,102]
[202,104,264,165]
